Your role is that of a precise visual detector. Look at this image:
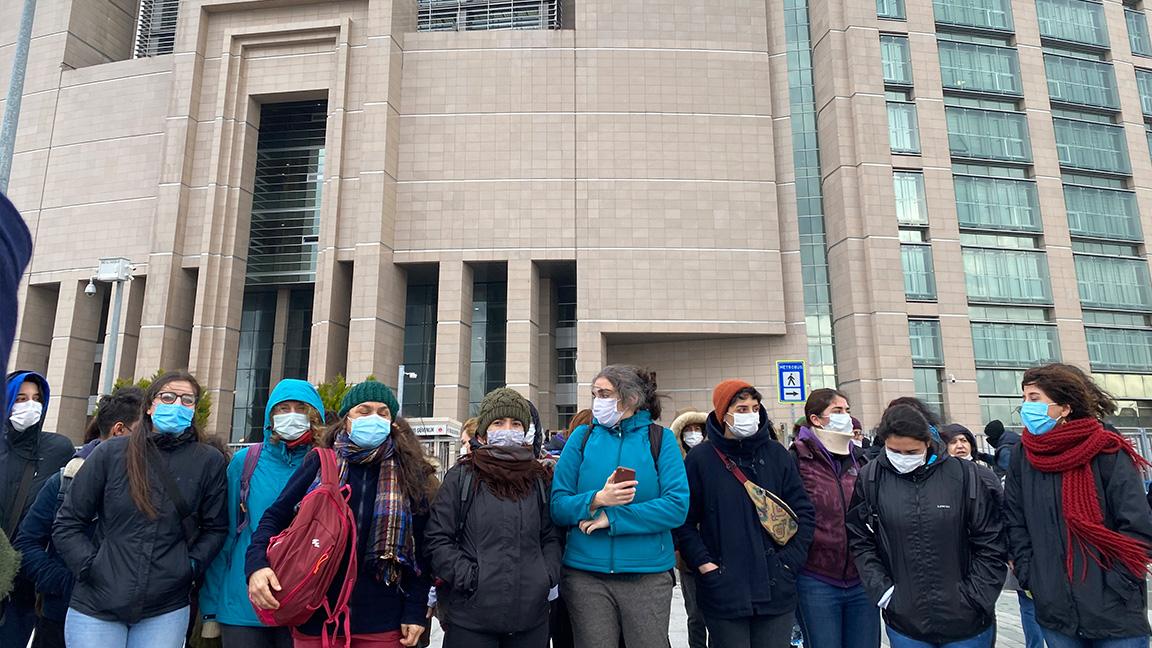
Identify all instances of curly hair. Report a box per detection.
[595,365,664,421]
[1021,363,1117,421]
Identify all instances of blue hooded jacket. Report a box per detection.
[198,379,325,627]
[5,370,50,419]
[550,409,689,574]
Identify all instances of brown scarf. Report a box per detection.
[464,445,548,500]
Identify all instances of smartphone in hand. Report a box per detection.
[611,467,636,484]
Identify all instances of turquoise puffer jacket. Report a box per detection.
[550,409,689,574]
[198,379,324,627]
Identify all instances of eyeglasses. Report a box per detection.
[157,392,197,407]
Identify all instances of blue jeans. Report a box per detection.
[64,606,189,648]
[795,574,880,648]
[1017,590,1046,648]
[1039,630,1149,648]
[887,624,993,648]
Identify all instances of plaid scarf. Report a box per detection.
[312,433,418,585]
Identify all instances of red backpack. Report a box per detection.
[255,447,358,645]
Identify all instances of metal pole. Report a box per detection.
[0,0,38,193]
[396,363,406,416]
[101,280,124,396]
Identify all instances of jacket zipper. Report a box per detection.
[610,427,625,574]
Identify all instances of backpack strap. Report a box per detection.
[315,447,339,486]
[648,423,663,474]
[56,457,85,509]
[236,442,263,534]
[456,467,475,541]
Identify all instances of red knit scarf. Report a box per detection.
[1022,417,1152,580]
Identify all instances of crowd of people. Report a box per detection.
[0,360,1148,648]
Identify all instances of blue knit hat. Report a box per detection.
[339,379,400,418]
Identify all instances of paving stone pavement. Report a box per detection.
[426,586,1152,647]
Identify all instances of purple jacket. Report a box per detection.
[790,427,865,586]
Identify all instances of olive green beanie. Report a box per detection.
[476,388,532,439]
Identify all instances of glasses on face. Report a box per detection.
[157,392,197,407]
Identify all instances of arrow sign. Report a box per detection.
[777,361,807,404]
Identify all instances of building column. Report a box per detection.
[434,260,473,421]
[505,260,541,405]
[10,282,58,374]
[269,287,292,385]
[43,279,103,442]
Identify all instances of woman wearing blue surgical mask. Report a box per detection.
[551,365,689,648]
[1005,364,1152,648]
[845,403,1006,648]
[247,379,438,648]
[426,388,562,647]
[198,379,326,648]
[54,371,229,648]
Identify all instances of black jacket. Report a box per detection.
[674,410,815,619]
[53,434,228,623]
[425,463,562,634]
[846,452,1006,644]
[1005,447,1152,639]
[246,450,432,636]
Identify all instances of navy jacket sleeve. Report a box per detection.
[14,472,73,596]
[245,450,318,577]
[0,192,32,414]
[673,449,713,571]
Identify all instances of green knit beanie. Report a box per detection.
[339,379,400,418]
[476,388,532,440]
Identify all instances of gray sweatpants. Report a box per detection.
[561,567,674,648]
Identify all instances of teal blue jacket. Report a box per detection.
[550,410,689,574]
[198,379,324,627]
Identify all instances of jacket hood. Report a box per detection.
[705,408,774,455]
[5,370,50,418]
[263,379,324,442]
[76,438,102,460]
[670,411,707,438]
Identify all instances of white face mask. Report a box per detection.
[729,412,759,438]
[826,413,853,434]
[272,412,311,441]
[593,397,623,428]
[683,431,704,448]
[487,428,528,447]
[886,448,926,474]
[9,401,43,432]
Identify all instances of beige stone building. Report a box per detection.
[4,0,1152,444]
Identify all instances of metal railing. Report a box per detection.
[417,0,561,31]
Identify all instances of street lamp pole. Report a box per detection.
[0,0,38,193]
[90,258,133,396]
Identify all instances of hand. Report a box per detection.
[698,562,719,575]
[579,511,609,534]
[400,623,425,647]
[248,568,281,610]
[593,474,637,509]
[426,606,435,620]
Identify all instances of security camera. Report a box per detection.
[84,279,97,297]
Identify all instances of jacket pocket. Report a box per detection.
[1103,568,1143,612]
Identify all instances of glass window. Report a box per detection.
[963,248,1053,304]
[469,264,508,415]
[914,368,946,419]
[1036,0,1109,48]
[894,172,929,225]
[888,101,922,154]
[402,271,438,418]
[556,347,577,384]
[882,35,914,86]
[972,322,1061,367]
[1086,327,1152,372]
[1064,185,1143,241]
[1073,241,1141,256]
[1075,255,1152,311]
[1044,54,1120,110]
[1053,118,1131,175]
[135,0,180,57]
[902,244,938,301]
[1083,310,1150,326]
[960,232,1040,248]
[1128,8,1152,57]
[946,107,1032,163]
[418,0,561,31]
[934,0,1014,31]
[1137,69,1152,116]
[970,305,1051,322]
[939,41,1022,96]
[954,175,1041,231]
[909,319,944,366]
[879,0,908,19]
